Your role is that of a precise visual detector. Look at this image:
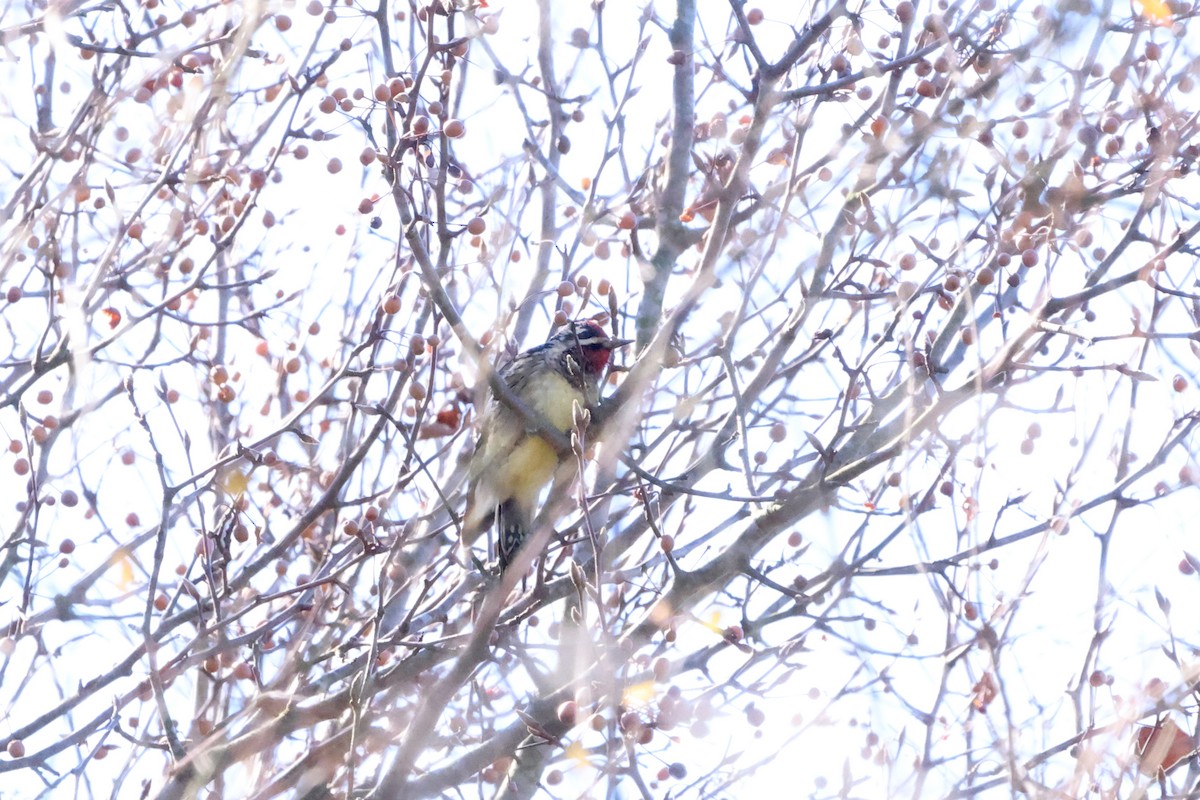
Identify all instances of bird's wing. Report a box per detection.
[462,391,525,542]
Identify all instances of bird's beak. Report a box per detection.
[605,337,634,350]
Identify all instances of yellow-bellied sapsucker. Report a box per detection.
[461,319,632,571]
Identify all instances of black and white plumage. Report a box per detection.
[461,320,631,571]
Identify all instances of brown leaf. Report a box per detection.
[971,672,997,712]
[418,422,456,439]
[1135,717,1196,775]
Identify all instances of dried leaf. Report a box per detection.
[417,422,456,439]
[971,672,997,712]
[1135,718,1196,775]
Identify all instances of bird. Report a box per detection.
[461,319,632,571]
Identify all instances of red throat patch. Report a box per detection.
[581,345,612,373]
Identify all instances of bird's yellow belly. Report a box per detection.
[483,371,585,501]
[498,436,560,500]
[468,369,589,518]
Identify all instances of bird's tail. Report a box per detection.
[496,498,531,571]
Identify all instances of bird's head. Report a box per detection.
[554,319,633,375]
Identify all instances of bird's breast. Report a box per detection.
[470,369,592,503]
[521,369,593,430]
